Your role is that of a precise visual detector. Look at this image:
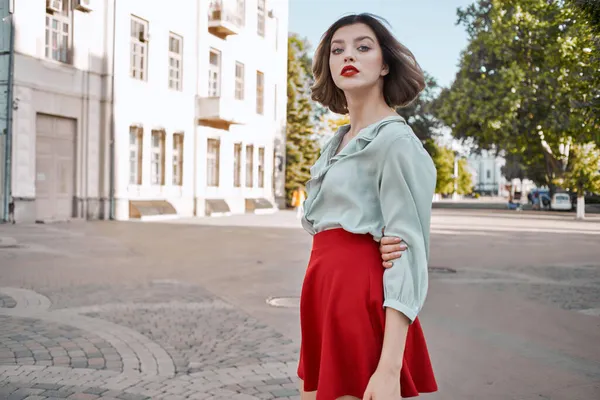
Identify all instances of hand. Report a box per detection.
[362,367,401,400]
[379,229,407,269]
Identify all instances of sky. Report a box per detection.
[288,0,475,88]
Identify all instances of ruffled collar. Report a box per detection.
[327,115,406,164]
[303,115,406,220]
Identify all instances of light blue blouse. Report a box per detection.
[301,115,436,323]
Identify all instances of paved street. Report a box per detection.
[0,209,599,400]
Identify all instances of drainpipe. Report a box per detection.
[193,0,200,216]
[2,11,14,223]
[108,0,116,219]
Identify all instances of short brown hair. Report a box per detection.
[311,13,425,114]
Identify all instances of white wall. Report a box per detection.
[111,0,199,220]
[10,0,108,221]
[6,0,290,221]
[196,0,289,214]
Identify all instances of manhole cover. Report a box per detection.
[428,266,457,274]
[266,296,300,308]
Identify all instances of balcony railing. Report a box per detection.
[208,0,244,38]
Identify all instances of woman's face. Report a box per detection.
[329,22,388,93]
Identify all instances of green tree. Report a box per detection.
[396,73,442,147]
[285,34,320,206]
[570,0,600,32]
[562,142,600,219]
[501,153,527,181]
[457,158,474,195]
[430,144,455,195]
[436,0,599,195]
[568,0,600,130]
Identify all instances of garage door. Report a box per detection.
[35,114,76,222]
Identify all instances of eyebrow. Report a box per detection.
[331,36,375,45]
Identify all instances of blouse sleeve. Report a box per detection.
[379,134,436,323]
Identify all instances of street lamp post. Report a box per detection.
[1,9,14,223]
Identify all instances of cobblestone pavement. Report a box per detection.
[0,282,299,399]
[1,210,600,399]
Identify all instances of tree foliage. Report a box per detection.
[285,34,320,206]
[429,143,474,196]
[431,144,455,195]
[457,158,474,195]
[435,0,599,190]
[570,0,600,32]
[562,142,600,195]
[396,73,442,144]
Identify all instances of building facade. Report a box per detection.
[467,150,507,196]
[2,0,288,223]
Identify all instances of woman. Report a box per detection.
[297,13,438,400]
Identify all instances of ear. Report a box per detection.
[381,63,390,77]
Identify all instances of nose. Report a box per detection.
[344,54,355,63]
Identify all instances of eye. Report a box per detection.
[358,45,370,52]
[331,48,343,55]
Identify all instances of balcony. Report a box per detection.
[208,0,244,39]
[197,96,249,128]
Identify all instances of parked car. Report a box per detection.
[550,192,573,211]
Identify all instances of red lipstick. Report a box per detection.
[341,65,359,77]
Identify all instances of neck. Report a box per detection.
[344,83,397,137]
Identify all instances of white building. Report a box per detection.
[467,150,507,196]
[1,0,288,223]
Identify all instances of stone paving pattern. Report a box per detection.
[0,282,301,399]
[0,315,123,371]
[84,302,298,375]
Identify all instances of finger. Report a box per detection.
[381,236,403,245]
[382,251,403,261]
[381,244,407,254]
[383,261,393,268]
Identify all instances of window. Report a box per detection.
[234,143,242,187]
[237,0,246,27]
[129,126,143,185]
[486,170,491,179]
[235,62,245,100]
[258,147,265,188]
[169,33,183,91]
[209,0,245,27]
[173,133,184,186]
[151,130,166,185]
[256,71,264,115]
[246,145,254,187]
[45,0,71,63]
[257,0,266,37]
[207,139,220,187]
[130,16,149,80]
[208,49,221,97]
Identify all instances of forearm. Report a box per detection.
[377,307,410,373]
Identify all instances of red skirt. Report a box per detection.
[297,228,438,399]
